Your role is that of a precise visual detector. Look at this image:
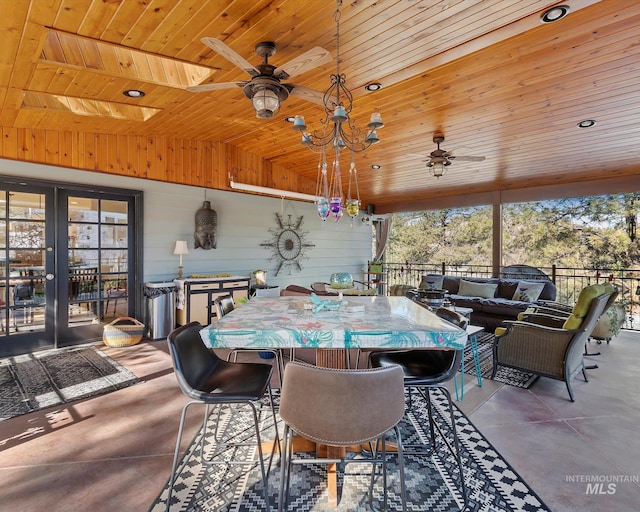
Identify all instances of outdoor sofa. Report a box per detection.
[421,274,557,331]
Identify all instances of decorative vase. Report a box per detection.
[329,272,354,289]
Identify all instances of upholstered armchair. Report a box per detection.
[492,283,615,401]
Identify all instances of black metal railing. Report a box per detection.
[378,262,640,331]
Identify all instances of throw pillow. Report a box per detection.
[419,274,444,290]
[512,281,546,302]
[457,280,498,299]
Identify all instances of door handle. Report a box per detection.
[46,274,54,280]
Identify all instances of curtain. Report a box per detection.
[373,217,392,262]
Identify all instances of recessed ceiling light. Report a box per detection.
[541,5,570,23]
[285,116,296,123]
[577,119,596,128]
[123,89,145,98]
[364,82,382,92]
[371,164,381,170]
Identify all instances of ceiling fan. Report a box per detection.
[413,133,486,178]
[186,38,331,119]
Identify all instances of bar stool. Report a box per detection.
[165,322,280,512]
[214,295,285,386]
[369,311,469,509]
[278,361,407,511]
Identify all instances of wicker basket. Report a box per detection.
[103,316,145,347]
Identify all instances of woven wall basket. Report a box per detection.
[103,316,145,347]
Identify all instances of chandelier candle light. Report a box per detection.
[292,0,382,224]
[173,240,189,279]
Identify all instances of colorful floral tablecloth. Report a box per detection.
[200,296,467,350]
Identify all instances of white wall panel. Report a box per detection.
[0,159,373,290]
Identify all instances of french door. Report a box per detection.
[0,180,141,357]
[0,186,55,354]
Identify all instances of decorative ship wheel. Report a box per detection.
[261,213,315,276]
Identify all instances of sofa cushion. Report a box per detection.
[563,282,615,329]
[281,285,338,296]
[420,274,444,290]
[442,275,461,294]
[447,295,484,310]
[479,298,530,317]
[512,280,546,302]
[458,279,498,299]
[497,279,519,299]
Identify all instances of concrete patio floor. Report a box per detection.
[0,331,638,511]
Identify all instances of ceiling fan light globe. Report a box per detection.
[252,87,280,118]
[431,161,446,178]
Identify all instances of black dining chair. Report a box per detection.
[165,322,280,512]
[277,361,407,511]
[368,307,469,509]
[215,294,286,385]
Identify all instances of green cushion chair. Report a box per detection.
[492,283,615,401]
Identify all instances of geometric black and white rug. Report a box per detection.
[464,333,538,389]
[149,389,550,511]
[0,345,140,421]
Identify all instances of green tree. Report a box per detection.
[387,193,640,270]
[388,206,492,265]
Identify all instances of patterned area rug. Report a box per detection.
[465,332,538,389]
[0,345,140,421]
[149,390,551,511]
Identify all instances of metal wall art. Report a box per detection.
[261,213,315,276]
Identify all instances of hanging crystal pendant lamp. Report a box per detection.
[328,150,344,221]
[346,153,360,225]
[315,149,330,223]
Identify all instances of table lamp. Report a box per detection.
[173,240,189,278]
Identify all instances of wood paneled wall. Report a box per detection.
[0,127,317,196]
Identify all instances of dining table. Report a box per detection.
[199,294,468,506]
[199,294,467,365]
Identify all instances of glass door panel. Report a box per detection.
[0,189,54,353]
[61,193,133,341]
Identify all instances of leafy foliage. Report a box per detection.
[387,193,640,270]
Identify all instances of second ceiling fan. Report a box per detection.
[414,133,486,178]
[187,38,331,119]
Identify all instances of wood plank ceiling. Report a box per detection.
[1,0,639,213]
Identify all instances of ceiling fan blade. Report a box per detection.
[201,37,259,76]
[186,81,247,92]
[274,47,331,79]
[449,155,486,162]
[407,152,430,159]
[288,84,326,105]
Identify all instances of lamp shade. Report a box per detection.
[173,240,189,255]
